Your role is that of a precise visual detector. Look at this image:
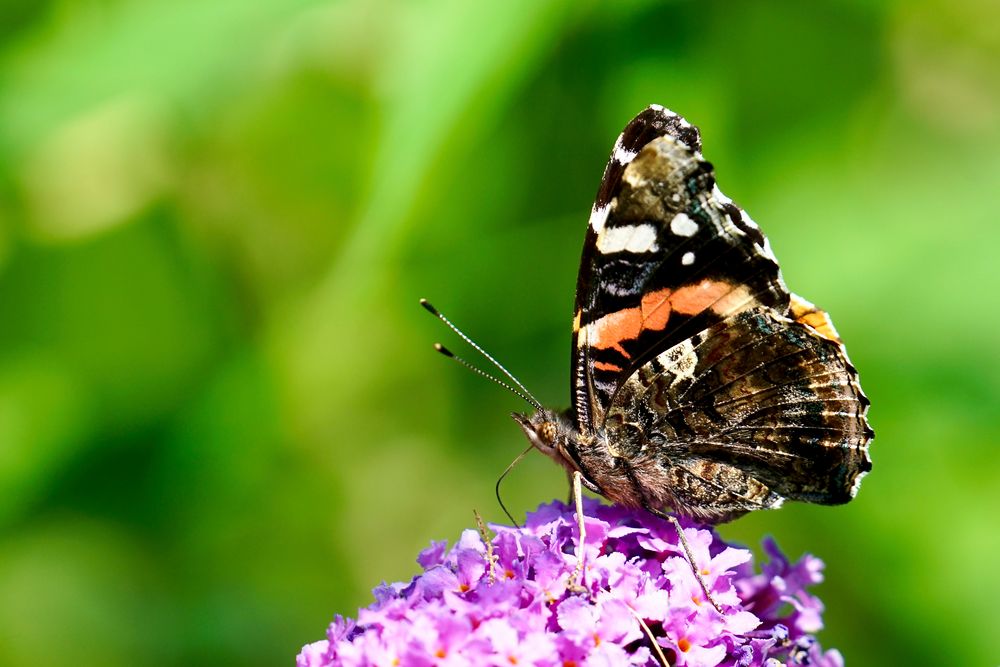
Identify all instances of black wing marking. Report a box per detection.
[571,106,788,434]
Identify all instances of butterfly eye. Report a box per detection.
[539,421,558,444]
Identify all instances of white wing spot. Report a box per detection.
[661,339,698,387]
[613,143,638,165]
[589,204,609,233]
[596,224,659,254]
[850,469,869,498]
[711,184,733,206]
[681,251,695,265]
[670,213,699,237]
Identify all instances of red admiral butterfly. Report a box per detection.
[426,105,872,526]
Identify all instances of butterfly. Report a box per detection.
[507,105,874,524]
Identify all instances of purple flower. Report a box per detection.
[299,500,845,666]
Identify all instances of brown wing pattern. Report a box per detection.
[602,308,872,522]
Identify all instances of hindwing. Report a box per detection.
[601,308,873,522]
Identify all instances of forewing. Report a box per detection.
[604,308,873,521]
[571,106,789,433]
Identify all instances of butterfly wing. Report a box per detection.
[571,106,789,433]
[570,106,872,521]
[602,307,873,522]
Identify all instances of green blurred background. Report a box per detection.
[0,0,997,665]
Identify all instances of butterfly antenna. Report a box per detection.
[495,443,534,527]
[433,344,542,411]
[421,299,543,411]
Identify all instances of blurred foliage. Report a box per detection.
[0,0,997,665]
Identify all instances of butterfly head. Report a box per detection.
[511,410,577,468]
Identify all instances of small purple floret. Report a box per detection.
[299,500,844,666]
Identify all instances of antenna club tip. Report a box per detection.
[433,343,454,357]
[419,298,439,315]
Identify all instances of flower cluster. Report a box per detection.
[299,500,843,666]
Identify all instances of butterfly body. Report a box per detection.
[514,106,872,524]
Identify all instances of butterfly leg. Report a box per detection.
[651,509,725,615]
[567,471,588,593]
[565,469,575,505]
